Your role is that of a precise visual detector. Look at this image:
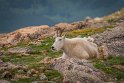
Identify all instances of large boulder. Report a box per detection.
[50,58,111,83]
[54,22,89,31]
[53,23,77,31]
[92,22,124,56]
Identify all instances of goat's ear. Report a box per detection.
[53,35,56,38]
[62,36,65,39]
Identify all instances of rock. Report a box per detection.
[0,59,4,67]
[39,57,52,64]
[39,67,45,72]
[2,71,12,79]
[27,70,32,76]
[54,23,76,31]
[29,41,41,46]
[0,50,4,56]
[7,47,32,54]
[0,25,53,46]
[32,81,55,83]
[0,61,28,75]
[18,70,25,73]
[39,73,48,81]
[92,22,124,56]
[27,69,38,76]
[113,65,124,71]
[0,80,10,83]
[50,58,112,83]
[14,74,29,80]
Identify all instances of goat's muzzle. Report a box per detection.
[51,46,55,50]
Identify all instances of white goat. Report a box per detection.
[52,27,99,59]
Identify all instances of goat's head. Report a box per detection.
[51,27,65,51]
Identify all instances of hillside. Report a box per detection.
[0,9,124,83]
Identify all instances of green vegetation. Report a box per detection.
[45,70,62,82]
[0,37,62,83]
[93,56,124,80]
[11,77,38,83]
[66,26,113,37]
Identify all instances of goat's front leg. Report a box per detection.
[61,52,70,59]
[54,52,70,60]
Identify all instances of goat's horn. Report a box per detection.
[54,26,61,37]
[60,28,65,36]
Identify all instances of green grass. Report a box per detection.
[93,56,124,80]
[45,70,62,83]
[66,26,113,37]
[0,37,62,83]
[11,77,38,83]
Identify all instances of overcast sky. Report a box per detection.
[0,0,124,33]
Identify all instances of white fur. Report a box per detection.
[52,37,99,59]
[83,36,94,42]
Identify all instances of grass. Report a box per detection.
[45,70,62,82]
[0,37,62,83]
[103,8,124,23]
[66,26,113,37]
[93,56,124,80]
[11,77,38,83]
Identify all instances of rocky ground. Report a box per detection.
[50,58,110,83]
[0,9,124,83]
[92,22,124,56]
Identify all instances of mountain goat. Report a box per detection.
[51,27,99,59]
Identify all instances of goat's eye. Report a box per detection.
[59,39,62,41]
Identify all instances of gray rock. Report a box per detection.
[39,73,48,81]
[2,71,12,78]
[92,22,124,56]
[0,50,4,56]
[0,80,10,83]
[32,81,55,83]
[29,41,41,46]
[7,47,32,54]
[27,69,38,76]
[50,58,112,83]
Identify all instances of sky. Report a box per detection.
[0,0,124,33]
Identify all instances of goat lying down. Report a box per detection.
[52,36,99,59]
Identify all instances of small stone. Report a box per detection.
[32,81,38,83]
[27,69,37,76]
[0,80,10,83]
[30,69,36,73]
[18,70,25,73]
[39,73,48,81]
[33,74,37,77]
[2,71,12,78]
[27,70,32,76]
[7,47,33,54]
[39,67,45,72]
[39,57,52,64]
